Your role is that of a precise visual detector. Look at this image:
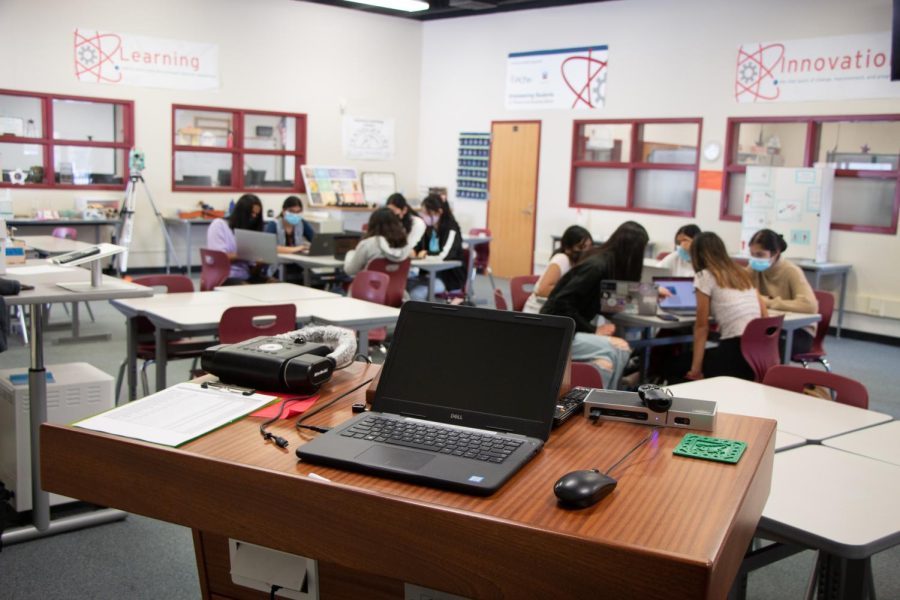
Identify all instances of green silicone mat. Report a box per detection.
[673,433,747,464]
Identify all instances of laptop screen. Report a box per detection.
[374,303,574,440]
[654,277,697,310]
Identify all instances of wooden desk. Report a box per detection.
[41,364,776,599]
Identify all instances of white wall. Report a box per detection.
[0,0,422,266]
[417,0,900,337]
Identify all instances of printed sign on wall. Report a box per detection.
[506,45,608,110]
[736,32,900,103]
[74,29,219,90]
[342,116,395,161]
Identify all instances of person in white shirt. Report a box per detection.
[386,193,426,254]
[523,225,593,314]
[655,224,701,277]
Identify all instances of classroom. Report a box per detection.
[1,0,899,598]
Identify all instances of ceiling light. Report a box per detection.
[345,0,430,12]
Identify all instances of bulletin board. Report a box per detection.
[456,132,490,200]
[739,166,835,263]
[301,166,366,207]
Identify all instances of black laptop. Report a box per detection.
[296,302,575,495]
[333,233,361,260]
[303,233,336,256]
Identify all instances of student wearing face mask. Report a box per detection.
[386,193,426,253]
[523,225,593,314]
[409,194,465,301]
[265,196,315,253]
[207,194,275,285]
[656,224,701,276]
[747,228,819,355]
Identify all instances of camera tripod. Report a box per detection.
[113,171,184,275]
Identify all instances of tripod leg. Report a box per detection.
[138,175,185,274]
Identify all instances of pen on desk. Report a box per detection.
[308,472,331,482]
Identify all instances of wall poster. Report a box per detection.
[505,45,609,110]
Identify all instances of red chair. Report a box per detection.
[350,271,391,348]
[571,362,604,389]
[200,248,230,291]
[656,251,671,261]
[51,227,78,240]
[733,257,750,267]
[468,228,495,290]
[763,365,868,409]
[493,289,508,310]
[114,275,206,402]
[436,247,474,302]
[509,275,540,312]
[218,304,296,344]
[740,315,785,382]
[366,258,411,307]
[791,290,834,371]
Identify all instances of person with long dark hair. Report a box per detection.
[540,221,648,388]
[656,223,701,276]
[523,225,593,314]
[344,208,411,276]
[265,196,315,253]
[408,194,465,301]
[386,193,426,251]
[748,228,818,355]
[206,194,274,285]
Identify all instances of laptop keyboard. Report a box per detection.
[341,416,523,463]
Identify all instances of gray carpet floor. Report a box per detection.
[2,275,899,599]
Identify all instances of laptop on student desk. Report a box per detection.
[333,233,361,260]
[296,302,575,495]
[234,229,278,264]
[599,280,658,316]
[302,234,337,256]
[653,276,697,315]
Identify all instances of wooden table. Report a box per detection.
[41,363,776,599]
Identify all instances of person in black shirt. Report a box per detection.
[409,194,465,300]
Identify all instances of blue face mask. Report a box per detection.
[284,212,302,226]
[676,246,691,262]
[749,257,772,272]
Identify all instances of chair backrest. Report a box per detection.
[349,270,390,305]
[571,362,605,389]
[468,228,491,271]
[199,248,231,291]
[732,257,749,267]
[740,315,785,382]
[656,251,670,261]
[366,258,411,307]
[763,365,868,409]
[509,274,540,312]
[52,227,78,240]
[131,274,195,294]
[801,290,835,357]
[493,289,508,310]
[218,303,296,344]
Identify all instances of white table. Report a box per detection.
[302,297,400,355]
[17,235,92,255]
[756,445,900,599]
[278,253,344,286]
[412,258,462,302]
[823,421,900,467]
[667,376,891,443]
[462,234,492,248]
[162,217,215,274]
[2,263,151,546]
[214,282,339,302]
[793,260,851,337]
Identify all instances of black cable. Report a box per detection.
[270,584,281,600]
[259,394,314,448]
[605,427,661,476]
[333,353,373,371]
[295,376,375,434]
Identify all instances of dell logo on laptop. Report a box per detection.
[450,413,463,421]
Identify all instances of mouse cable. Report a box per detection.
[604,427,661,476]
[259,394,315,449]
[295,376,376,435]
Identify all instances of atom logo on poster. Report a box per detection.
[561,49,608,109]
[735,43,784,102]
[74,29,123,83]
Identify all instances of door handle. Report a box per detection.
[521,207,534,216]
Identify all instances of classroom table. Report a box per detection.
[213,281,340,302]
[666,376,891,444]
[411,258,463,301]
[793,260,851,337]
[7,218,116,244]
[162,217,215,274]
[1,262,151,546]
[301,297,400,356]
[822,420,900,467]
[16,235,92,255]
[462,234,491,248]
[277,253,343,286]
[755,446,900,600]
[39,362,777,599]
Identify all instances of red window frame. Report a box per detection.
[721,114,900,234]
[0,88,133,190]
[569,118,702,217]
[171,104,307,193]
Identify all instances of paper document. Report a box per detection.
[75,382,276,446]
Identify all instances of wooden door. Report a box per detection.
[487,121,540,278]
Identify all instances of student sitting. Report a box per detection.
[523,225,593,314]
[408,194,466,301]
[344,208,411,276]
[540,221,647,389]
[206,194,275,285]
[265,196,314,282]
[747,228,818,356]
[668,232,766,382]
[656,224,701,277]
[386,193,426,252]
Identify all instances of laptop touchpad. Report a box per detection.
[356,446,435,471]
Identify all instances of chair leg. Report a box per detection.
[16,306,28,345]
[114,359,127,405]
[820,357,832,372]
[804,551,822,600]
[801,359,809,369]
[487,267,496,291]
[84,301,96,322]
[140,360,154,396]
[867,558,877,600]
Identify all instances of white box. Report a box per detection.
[0,363,114,511]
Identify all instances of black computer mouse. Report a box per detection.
[553,469,618,509]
